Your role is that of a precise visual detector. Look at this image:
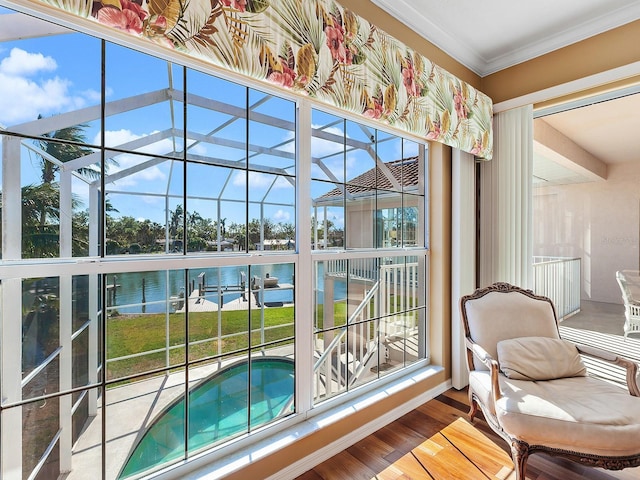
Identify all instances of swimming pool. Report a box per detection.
[118,357,295,479]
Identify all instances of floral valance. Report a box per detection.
[37,0,494,158]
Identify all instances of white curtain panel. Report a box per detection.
[479,105,534,289]
[451,149,476,389]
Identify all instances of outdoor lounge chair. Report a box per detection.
[616,270,640,339]
[460,282,640,480]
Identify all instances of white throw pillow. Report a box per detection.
[497,336,587,380]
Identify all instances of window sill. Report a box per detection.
[157,364,447,480]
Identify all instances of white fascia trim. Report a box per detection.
[493,61,640,113]
[154,365,447,480]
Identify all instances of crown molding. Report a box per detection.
[372,0,640,77]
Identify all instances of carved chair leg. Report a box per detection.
[468,389,479,421]
[510,441,529,480]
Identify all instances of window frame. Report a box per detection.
[0,8,431,479]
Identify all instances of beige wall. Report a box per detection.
[534,160,640,304]
[482,20,640,105]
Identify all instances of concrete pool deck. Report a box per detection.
[67,347,295,480]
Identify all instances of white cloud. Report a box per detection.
[102,129,170,187]
[0,48,93,126]
[82,88,102,103]
[0,48,56,76]
[232,171,273,190]
[0,72,74,124]
[232,170,248,187]
[273,209,290,222]
[310,124,348,158]
[101,128,138,148]
[186,141,207,156]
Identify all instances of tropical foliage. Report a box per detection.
[43,0,493,158]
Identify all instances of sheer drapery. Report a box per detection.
[479,105,533,288]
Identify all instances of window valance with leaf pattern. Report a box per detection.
[34,0,494,158]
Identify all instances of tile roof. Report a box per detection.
[316,156,420,201]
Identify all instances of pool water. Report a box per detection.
[118,357,295,479]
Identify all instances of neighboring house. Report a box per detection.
[314,156,421,248]
[255,239,295,250]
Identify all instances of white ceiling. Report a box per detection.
[540,92,640,166]
[372,0,640,77]
[374,0,640,186]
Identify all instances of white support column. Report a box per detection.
[59,275,73,473]
[60,171,73,258]
[295,99,313,412]
[88,185,99,415]
[3,137,21,260]
[479,105,534,289]
[451,150,476,390]
[1,279,23,480]
[1,136,23,480]
[60,173,73,472]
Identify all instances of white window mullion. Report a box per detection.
[295,99,313,414]
[1,136,23,479]
[87,183,101,414]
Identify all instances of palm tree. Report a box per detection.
[36,117,97,184]
[23,119,109,257]
[20,184,62,258]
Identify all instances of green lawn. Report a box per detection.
[106,295,415,382]
[106,306,295,381]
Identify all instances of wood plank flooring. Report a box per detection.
[295,387,640,480]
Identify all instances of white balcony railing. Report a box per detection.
[533,256,581,321]
[313,260,419,402]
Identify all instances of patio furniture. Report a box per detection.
[616,270,640,339]
[460,282,640,480]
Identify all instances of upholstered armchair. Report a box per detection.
[460,282,640,479]
[616,270,640,339]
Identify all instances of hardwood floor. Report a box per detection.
[295,387,640,480]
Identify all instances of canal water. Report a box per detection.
[106,263,345,313]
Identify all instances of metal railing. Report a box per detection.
[313,261,419,401]
[533,256,581,320]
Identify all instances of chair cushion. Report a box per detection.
[469,371,640,457]
[464,291,560,370]
[497,337,586,380]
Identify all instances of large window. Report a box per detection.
[310,109,427,403]
[0,6,428,480]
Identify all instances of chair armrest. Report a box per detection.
[466,338,503,403]
[575,343,640,397]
